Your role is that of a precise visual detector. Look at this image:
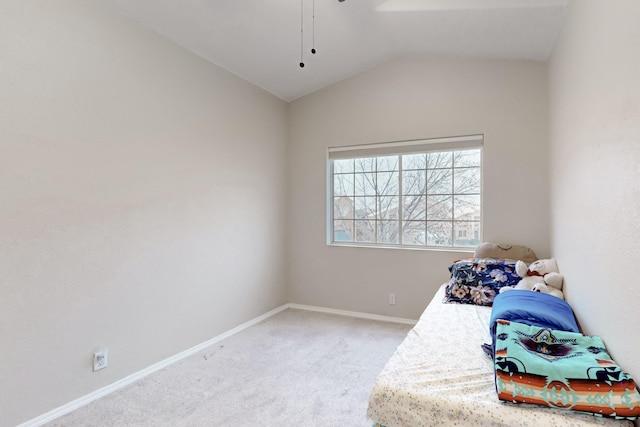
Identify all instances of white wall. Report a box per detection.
[0,1,288,425]
[288,58,550,319]
[548,0,640,382]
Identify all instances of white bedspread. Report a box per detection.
[367,285,631,427]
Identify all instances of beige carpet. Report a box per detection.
[47,308,412,426]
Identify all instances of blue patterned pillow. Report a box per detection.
[444,258,521,306]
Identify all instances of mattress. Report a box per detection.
[366,285,631,427]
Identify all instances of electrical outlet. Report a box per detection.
[389,293,396,305]
[93,348,108,372]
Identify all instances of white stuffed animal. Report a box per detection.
[500,258,565,300]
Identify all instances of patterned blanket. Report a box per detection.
[494,319,640,420]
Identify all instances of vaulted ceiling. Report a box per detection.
[101,0,569,101]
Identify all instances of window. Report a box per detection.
[328,135,482,249]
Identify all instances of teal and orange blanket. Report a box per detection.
[494,319,640,420]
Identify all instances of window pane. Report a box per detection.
[403,170,426,195]
[334,197,354,220]
[426,221,453,246]
[378,196,399,220]
[427,151,452,169]
[454,195,481,221]
[355,157,376,173]
[454,167,480,194]
[454,221,480,247]
[355,220,375,243]
[454,149,481,167]
[377,156,398,172]
[334,173,354,196]
[377,171,398,195]
[333,159,354,174]
[377,220,399,244]
[403,194,426,220]
[427,168,452,195]
[427,195,452,220]
[354,173,376,196]
[402,221,426,246]
[403,153,426,170]
[333,220,353,242]
[354,196,376,220]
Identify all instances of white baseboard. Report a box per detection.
[19,303,414,426]
[286,303,417,325]
[18,304,289,427]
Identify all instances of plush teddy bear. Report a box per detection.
[499,258,565,299]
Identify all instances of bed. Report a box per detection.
[367,246,639,427]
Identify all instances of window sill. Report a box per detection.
[328,242,475,253]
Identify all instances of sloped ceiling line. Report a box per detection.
[101,0,569,101]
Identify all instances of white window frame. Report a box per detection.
[327,134,483,250]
